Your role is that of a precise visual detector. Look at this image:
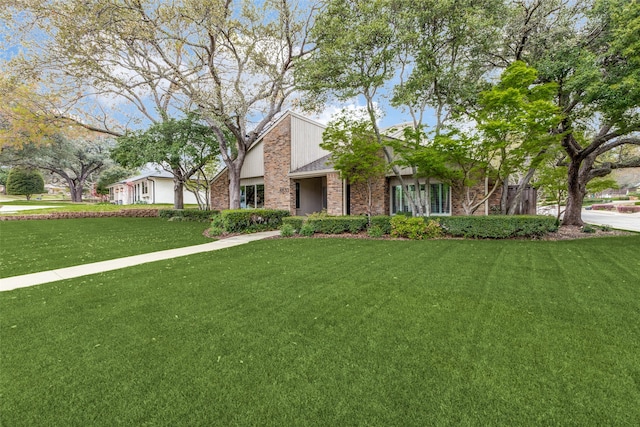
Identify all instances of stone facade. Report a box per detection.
[326,172,344,215]
[451,180,503,216]
[349,176,388,216]
[263,115,295,213]
[210,169,230,211]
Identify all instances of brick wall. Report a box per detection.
[210,169,230,211]
[451,180,503,216]
[326,172,344,215]
[349,176,388,216]
[263,115,295,213]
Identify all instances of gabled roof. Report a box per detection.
[107,169,174,188]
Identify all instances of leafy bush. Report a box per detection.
[299,222,315,237]
[282,216,305,232]
[439,215,557,239]
[635,201,640,206]
[582,224,596,233]
[159,209,219,222]
[279,223,296,237]
[306,215,368,234]
[367,225,384,238]
[221,209,290,233]
[369,215,392,235]
[591,204,616,211]
[390,216,443,240]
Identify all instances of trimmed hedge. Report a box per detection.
[390,216,442,240]
[306,215,368,234]
[617,205,640,213]
[0,209,160,221]
[282,216,305,232]
[439,215,558,238]
[370,215,392,235]
[591,204,616,211]
[221,209,290,233]
[158,209,219,222]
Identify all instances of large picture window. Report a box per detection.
[391,183,450,215]
[240,184,265,209]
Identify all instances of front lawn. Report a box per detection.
[0,218,211,277]
[1,236,639,426]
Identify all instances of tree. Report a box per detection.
[507,0,640,225]
[6,167,44,200]
[95,166,136,199]
[1,132,114,202]
[111,114,220,209]
[0,167,8,194]
[321,112,387,218]
[297,0,504,215]
[3,0,317,208]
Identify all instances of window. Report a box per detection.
[241,184,265,209]
[391,184,426,214]
[430,183,451,215]
[391,183,450,215]
[295,183,300,209]
[141,181,149,194]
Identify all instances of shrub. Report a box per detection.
[159,209,219,222]
[367,225,384,238]
[390,216,442,240]
[439,215,558,239]
[369,215,392,235]
[299,222,315,237]
[305,215,368,234]
[279,223,296,237]
[282,216,305,232]
[582,224,596,233]
[617,205,640,213]
[221,209,290,233]
[591,204,616,211]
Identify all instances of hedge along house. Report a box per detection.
[107,170,202,205]
[210,111,502,216]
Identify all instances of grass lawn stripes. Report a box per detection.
[1,236,639,426]
[0,218,211,278]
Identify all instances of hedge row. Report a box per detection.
[158,209,219,222]
[438,215,558,238]
[280,214,558,239]
[0,209,160,221]
[617,205,640,213]
[218,209,290,233]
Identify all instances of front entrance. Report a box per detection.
[295,177,326,215]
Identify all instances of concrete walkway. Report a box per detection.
[0,230,280,292]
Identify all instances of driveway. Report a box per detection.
[0,204,61,213]
[582,209,640,232]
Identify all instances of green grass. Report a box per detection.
[0,218,211,277]
[2,236,639,426]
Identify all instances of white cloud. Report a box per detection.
[308,100,382,125]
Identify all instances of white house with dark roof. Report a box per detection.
[107,169,201,205]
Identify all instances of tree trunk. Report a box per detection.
[506,167,536,215]
[68,179,83,202]
[563,159,585,226]
[174,179,184,209]
[228,164,242,209]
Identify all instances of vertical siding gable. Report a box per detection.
[290,114,329,171]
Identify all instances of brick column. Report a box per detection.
[326,172,344,215]
[210,170,230,210]
[263,115,293,212]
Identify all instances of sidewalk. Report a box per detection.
[0,230,280,292]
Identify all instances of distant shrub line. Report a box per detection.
[0,209,160,221]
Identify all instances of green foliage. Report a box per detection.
[587,178,619,194]
[282,216,305,232]
[582,224,596,234]
[279,223,296,237]
[221,209,290,233]
[95,166,135,196]
[299,222,315,237]
[6,168,44,200]
[306,215,368,234]
[158,209,219,222]
[390,216,443,240]
[439,216,558,239]
[367,225,384,238]
[369,215,392,235]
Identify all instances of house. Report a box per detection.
[210,111,502,216]
[108,170,202,205]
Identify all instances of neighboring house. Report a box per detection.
[210,111,502,216]
[108,170,202,205]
